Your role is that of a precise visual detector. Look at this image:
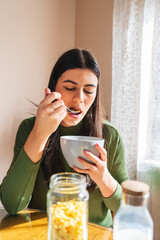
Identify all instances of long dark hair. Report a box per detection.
[43,49,104,192]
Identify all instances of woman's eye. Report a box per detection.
[64,87,75,91]
[84,89,94,94]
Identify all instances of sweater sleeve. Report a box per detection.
[0,117,41,214]
[102,122,129,212]
[103,182,122,212]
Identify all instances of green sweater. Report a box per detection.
[0,117,128,227]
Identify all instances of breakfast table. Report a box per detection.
[0,207,113,240]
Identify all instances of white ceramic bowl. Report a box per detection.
[60,136,104,169]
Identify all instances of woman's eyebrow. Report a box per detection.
[84,84,97,88]
[63,80,78,85]
[63,80,96,87]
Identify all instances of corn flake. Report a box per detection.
[51,200,87,240]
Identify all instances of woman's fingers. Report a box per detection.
[73,165,89,175]
[96,143,107,161]
[79,157,97,169]
[50,99,64,111]
[73,157,96,174]
[83,150,102,167]
[44,89,66,115]
[40,89,65,114]
[42,90,61,105]
[45,88,51,97]
[74,145,107,172]
[51,104,67,120]
[73,166,89,174]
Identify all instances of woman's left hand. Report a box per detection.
[73,143,117,197]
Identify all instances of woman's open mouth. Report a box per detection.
[70,109,81,115]
[67,107,82,116]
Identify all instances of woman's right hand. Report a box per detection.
[34,88,67,139]
[24,88,67,163]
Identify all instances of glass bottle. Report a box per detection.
[113,180,153,240]
[47,172,89,240]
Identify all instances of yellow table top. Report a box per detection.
[0,208,113,240]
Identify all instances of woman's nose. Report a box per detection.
[73,90,84,103]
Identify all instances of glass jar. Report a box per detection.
[113,180,153,240]
[47,172,89,240]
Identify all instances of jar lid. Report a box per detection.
[121,180,149,196]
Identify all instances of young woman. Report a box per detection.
[0,49,128,227]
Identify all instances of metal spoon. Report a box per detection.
[51,99,80,114]
[26,98,80,115]
[66,107,81,114]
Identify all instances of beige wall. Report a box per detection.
[75,0,113,120]
[0,0,76,185]
[0,0,113,199]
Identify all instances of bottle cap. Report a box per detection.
[122,180,149,196]
[121,180,149,206]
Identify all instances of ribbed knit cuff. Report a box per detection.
[103,182,122,212]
